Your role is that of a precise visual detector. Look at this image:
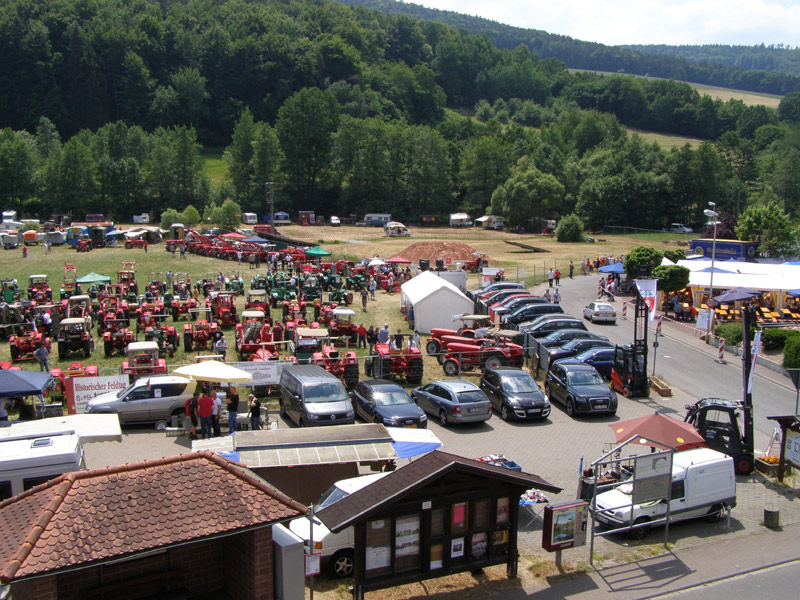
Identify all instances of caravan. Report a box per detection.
[363,213,391,226]
[0,433,84,500]
[475,215,505,230]
[241,212,258,225]
[449,213,472,228]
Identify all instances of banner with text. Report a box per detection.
[66,375,130,415]
[232,361,295,386]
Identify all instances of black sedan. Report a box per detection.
[545,363,617,417]
[479,367,550,421]
[555,347,616,379]
[350,379,428,428]
[545,338,615,371]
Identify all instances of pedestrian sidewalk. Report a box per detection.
[522,522,800,599]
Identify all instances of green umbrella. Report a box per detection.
[304,246,331,257]
[75,272,111,285]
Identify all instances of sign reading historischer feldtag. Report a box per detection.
[65,375,130,414]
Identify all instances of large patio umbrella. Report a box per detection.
[713,287,760,303]
[598,262,625,274]
[305,246,331,257]
[243,235,269,243]
[75,272,111,285]
[609,413,705,451]
[386,255,412,264]
[173,360,253,383]
[222,232,247,239]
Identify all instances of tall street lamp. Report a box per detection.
[703,202,719,342]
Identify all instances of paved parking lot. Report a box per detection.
[84,271,800,569]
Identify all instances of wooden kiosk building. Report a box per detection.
[316,450,560,599]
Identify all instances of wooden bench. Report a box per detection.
[88,569,187,600]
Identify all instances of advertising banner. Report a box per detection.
[634,279,658,321]
[65,375,130,414]
[785,431,800,468]
[232,361,294,386]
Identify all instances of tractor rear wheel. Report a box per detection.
[408,358,423,384]
[170,334,179,351]
[344,364,359,389]
[125,241,133,249]
[10,345,19,360]
[483,353,505,369]
[184,334,193,352]
[58,342,67,360]
[84,340,92,358]
[104,341,113,358]
[443,358,460,376]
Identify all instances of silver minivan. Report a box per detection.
[85,375,196,424]
[279,365,355,427]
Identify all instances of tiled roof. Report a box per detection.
[317,450,561,533]
[0,451,305,583]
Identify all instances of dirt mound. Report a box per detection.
[399,241,490,264]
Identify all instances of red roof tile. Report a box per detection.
[0,451,305,582]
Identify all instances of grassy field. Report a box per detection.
[201,148,229,188]
[625,128,704,149]
[0,229,683,393]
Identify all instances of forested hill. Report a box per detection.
[338,0,800,96]
[625,44,800,78]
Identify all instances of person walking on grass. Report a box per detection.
[547,268,554,287]
[361,287,368,311]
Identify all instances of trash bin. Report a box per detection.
[419,259,429,271]
[435,258,444,270]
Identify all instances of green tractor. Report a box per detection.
[301,276,322,302]
[251,273,270,291]
[346,273,369,290]
[270,286,297,308]
[322,272,343,291]
[328,288,354,305]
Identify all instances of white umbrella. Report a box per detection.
[173,360,253,383]
[369,258,385,267]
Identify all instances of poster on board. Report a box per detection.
[65,375,130,415]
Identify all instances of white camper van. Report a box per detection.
[593,448,736,539]
[0,433,84,500]
[449,213,472,228]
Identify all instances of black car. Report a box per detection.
[502,303,564,328]
[490,295,547,319]
[477,289,531,312]
[479,367,550,421]
[545,339,615,371]
[467,281,524,301]
[555,347,616,379]
[530,329,608,357]
[350,379,428,428]
[545,363,617,417]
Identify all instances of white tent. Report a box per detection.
[400,271,473,333]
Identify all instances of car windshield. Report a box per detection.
[501,375,539,393]
[374,389,412,406]
[596,305,614,312]
[456,390,486,404]
[568,371,604,386]
[306,382,348,403]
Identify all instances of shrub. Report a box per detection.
[555,214,584,242]
[784,336,800,368]
[761,328,800,351]
[714,322,744,346]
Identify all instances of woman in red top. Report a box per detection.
[357,324,367,349]
[198,392,215,439]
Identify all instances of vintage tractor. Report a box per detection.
[464,253,489,273]
[345,273,369,291]
[235,310,276,360]
[270,285,297,308]
[121,341,168,380]
[102,319,136,357]
[300,276,322,302]
[328,287,354,306]
[321,306,359,344]
[282,298,307,323]
[1,304,27,340]
[147,273,167,296]
[124,237,148,250]
[97,295,130,332]
[75,235,92,252]
[292,327,329,363]
[117,267,138,296]
[245,289,270,312]
[143,321,179,357]
[368,342,424,385]
[313,346,359,389]
[207,291,239,327]
[441,336,526,376]
[27,275,52,303]
[56,317,94,359]
[425,315,492,356]
[9,324,51,361]
[172,272,192,296]
[183,308,220,352]
[60,264,78,301]
[1,279,20,303]
[171,295,199,322]
[48,362,99,404]
[251,273,270,291]
[63,295,92,321]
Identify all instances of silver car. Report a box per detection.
[411,379,492,427]
[85,376,196,424]
[583,302,617,324]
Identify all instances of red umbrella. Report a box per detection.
[386,255,412,264]
[222,232,246,239]
[609,413,705,451]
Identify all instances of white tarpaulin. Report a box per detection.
[400,271,473,333]
[0,414,122,443]
[174,360,253,383]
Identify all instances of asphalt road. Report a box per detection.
[555,274,797,444]
[654,559,800,599]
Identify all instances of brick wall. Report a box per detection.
[11,575,57,600]
[223,527,273,599]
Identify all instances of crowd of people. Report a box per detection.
[183,385,266,439]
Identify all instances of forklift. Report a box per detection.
[684,306,757,476]
[610,293,650,397]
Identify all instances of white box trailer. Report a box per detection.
[132,213,150,224]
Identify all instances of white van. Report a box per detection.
[449,213,472,228]
[289,472,388,577]
[241,212,258,225]
[593,448,735,538]
[363,213,391,226]
[0,433,84,500]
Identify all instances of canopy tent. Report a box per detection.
[399,271,473,334]
[243,235,269,243]
[368,258,385,267]
[75,272,111,285]
[222,232,246,239]
[386,255,412,264]
[787,289,800,297]
[697,266,734,273]
[714,287,760,303]
[598,262,625,274]
[304,246,331,257]
[660,256,675,266]
[610,413,705,451]
[0,370,53,397]
[174,360,253,383]
[104,229,126,238]
[386,427,443,458]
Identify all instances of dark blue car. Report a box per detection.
[554,347,616,379]
[350,379,428,428]
[546,338,615,371]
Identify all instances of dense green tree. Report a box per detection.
[458,135,512,213]
[555,214,584,242]
[160,208,183,229]
[217,198,242,229]
[0,129,36,212]
[624,246,663,278]
[653,265,691,293]
[171,68,209,127]
[182,205,201,226]
[491,160,564,227]
[224,109,257,200]
[735,199,796,257]
[778,92,800,123]
[248,122,283,212]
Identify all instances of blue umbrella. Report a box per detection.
[698,266,734,273]
[599,262,625,274]
[787,289,800,297]
[713,287,760,303]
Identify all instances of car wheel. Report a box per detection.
[330,550,354,578]
[501,404,511,421]
[631,517,650,540]
[566,398,575,417]
[279,401,286,418]
[439,410,449,427]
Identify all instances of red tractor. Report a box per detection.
[121,341,168,380]
[313,346,359,389]
[171,295,198,322]
[117,268,138,297]
[368,342,424,385]
[441,336,525,376]
[9,324,51,361]
[27,274,52,303]
[207,291,239,327]
[244,289,270,312]
[183,308,220,352]
[282,298,307,323]
[235,310,276,360]
[49,362,99,403]
[124,237,148,250]
[320,306,359,344]
[464,253,489,273]
[75,236,92,252]
[102,319,135,357]
[97,295,130,332]
[425,315,492,356]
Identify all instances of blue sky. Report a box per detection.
[412,1,800,46]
